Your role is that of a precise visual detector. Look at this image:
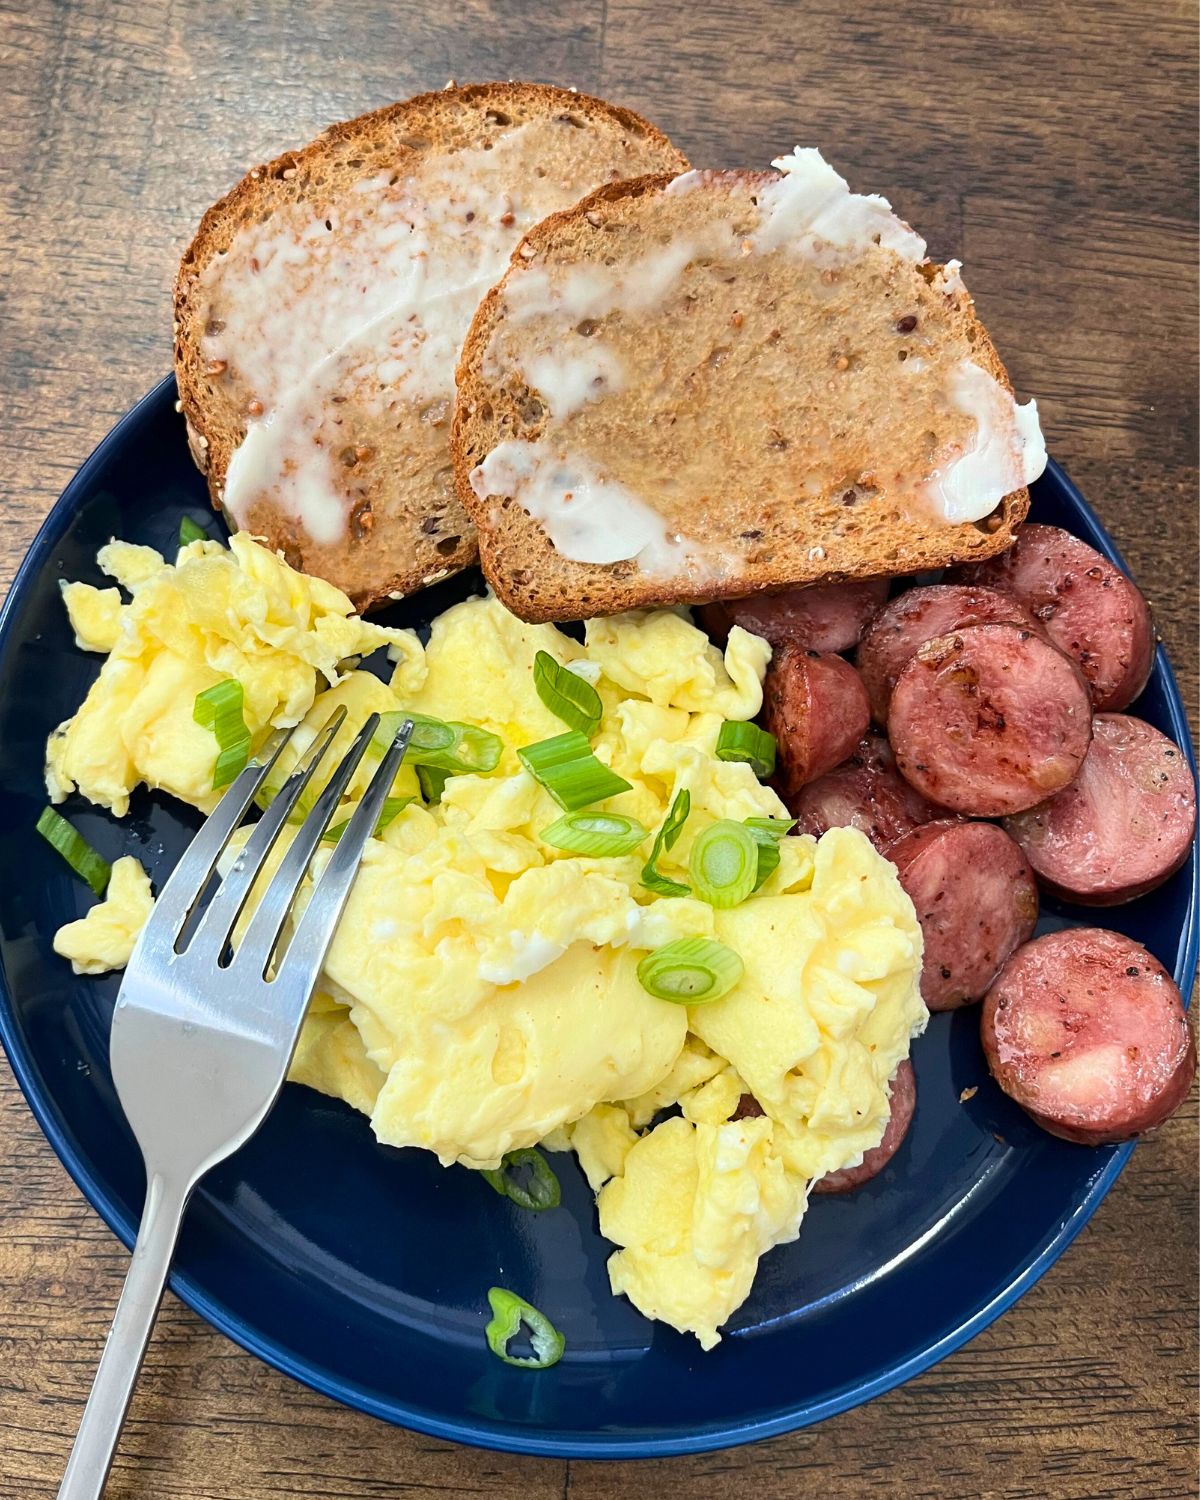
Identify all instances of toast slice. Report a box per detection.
[453,151,1045,623]
[173,83,687,610]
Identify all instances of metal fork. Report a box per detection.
[57,710,413,1500]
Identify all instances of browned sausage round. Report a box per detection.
[811,1059,916,1193]
[952,523,1154,712]
[889,821,1039,1011]
[888,623,1093,816]
[731,1093,765,1120]
[762,646,871,799]
[1004,714,1196,905]
[790,734,950,850]
[981,929,1195,1144]
[697,579,890,653]
[856,584,1039,724]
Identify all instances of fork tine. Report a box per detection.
[272,719,414,1001]
[146,726,298,948]
[183,706,349,959]
[234,713,388,977]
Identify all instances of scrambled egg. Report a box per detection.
[47,533,925,1351]
[46,534,409,816]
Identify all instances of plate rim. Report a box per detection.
[0,374,1195,1459]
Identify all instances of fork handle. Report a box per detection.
[58,1171,192,1499]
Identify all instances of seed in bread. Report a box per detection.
[453,149,1046,623]
[173,83,688,610]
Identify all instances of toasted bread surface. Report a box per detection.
[453,163,1038,623]
[174,83,687,609]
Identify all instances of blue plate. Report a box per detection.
[0,376,1195,1458]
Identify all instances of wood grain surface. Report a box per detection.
[1,1,1196,1495]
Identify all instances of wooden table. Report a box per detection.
[2,2,1196,1495]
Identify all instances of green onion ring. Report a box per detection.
[484,1287,565,1369]
[321,795,414,845]
[533,650,602,737]
[688,819,759,908]
[36,808,111,897]
[715,720,777,779]
[539,811,648,857]
[481,1148,561,1212]
[193,678,252,788]
[178,515,208,547]
[640,788,691,896]
[637,938,744,1004]
[518,729,631,811]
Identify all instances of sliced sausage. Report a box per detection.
[856,583,1039,724]
[731,1093,765,1120]
[811,1059,916,1192]
[1004,714,1196,905]
[889,821,1039,1010]
[697,579,890,654]
[888,623,1093,816]
[981,928,1195,1144]
[790,733,949,851]
[762,646,871,798]
[952,523,1154,711]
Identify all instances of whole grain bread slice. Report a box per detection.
[173,83,687,610]
[452,157,1043,623]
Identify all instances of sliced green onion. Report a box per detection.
[745,816,797,838]
[688,819,759,908]
[193,679,251,788]
[36,808,111,897]
[540,811,648,857]
[744,816,798,890]
[533,650,602,737]
[641,788,691,897]
[373,711,502,775]
[637,938,744,1004]
[518,730,631,811]
[417,764,450,804]
[322,795,414,845]
[715,720,776,779]
[481,1148,561,1212]
[178,516,208,547]
[751,839,781,889]
[485,1287,565,1369]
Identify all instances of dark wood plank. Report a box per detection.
[0,0,1195,1495]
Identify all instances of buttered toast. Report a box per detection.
[173,83,687,610]
[453,151,1045,623]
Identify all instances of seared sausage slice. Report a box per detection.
[811,1060,916,1193]
[731,1093,765,1120]
[981,928,1195,1144]
[952,523,1154,711]
[856,583,1038,724]
[697,579,890,654]
[888,623,1093,816]
[889,821,1039,1011]
[762,646,871,798]
[791,734,949,850]
[1004,714,1196,905]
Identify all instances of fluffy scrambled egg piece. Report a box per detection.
[289,993,386,1118]
[601,1115,808,1351]
[52,856,154,975]
[48,541,926,1352]
[584,612,771,718]
[61,582,123,652]
[45,534,410,816]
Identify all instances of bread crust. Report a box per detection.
[453,171,1032,623]
[173,84,688,610]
